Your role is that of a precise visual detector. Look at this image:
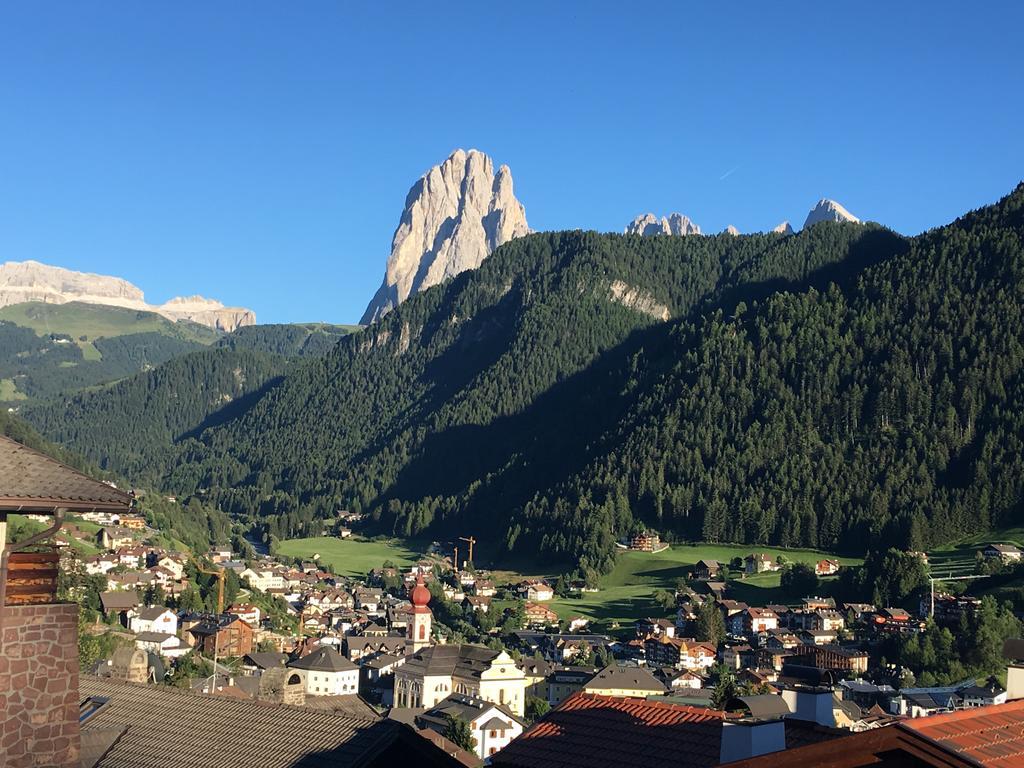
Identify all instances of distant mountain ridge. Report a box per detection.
[626,200,861,237]
[0,260,256,332]
[361,149,529,324]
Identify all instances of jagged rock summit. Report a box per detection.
[0,260,255,332]
[361,148,530,324]
[773,221,795,235]
[803,199,860,229]
[723,225,740,236]
[625,212,701,237]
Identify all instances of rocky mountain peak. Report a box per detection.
[361,148,530,324]
[723,225,740,236]
[773,221,795,235]
[803,199,860,228]
[625,212,701,237]
[0,260,255,332]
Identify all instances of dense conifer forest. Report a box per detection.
[22,185,1024,575]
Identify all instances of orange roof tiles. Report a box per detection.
[903,700,1024,767]
[492,693,727,768]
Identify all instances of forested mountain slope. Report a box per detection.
[22,348,290,487]
[510,185,1024,573]
[215,322,360,357]
[0,302,217,403]
[158,218,905,549]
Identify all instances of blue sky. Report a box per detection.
[1,2,1022,324]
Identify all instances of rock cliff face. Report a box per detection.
[803,199,860,228]
[0,260,255,332]
[773,221,795,235]
[157,296,256,332]
[625,212,701,237]
[361,149,530,324]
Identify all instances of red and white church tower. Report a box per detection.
[409,572,433,652]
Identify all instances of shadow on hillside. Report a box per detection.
[178,374,288,442]
[377,225,909,541]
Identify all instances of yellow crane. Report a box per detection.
[458,535,477,565]
[453,544,459,573]
[195,562,226,614]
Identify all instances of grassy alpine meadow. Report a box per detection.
[544,542,861,633]
[276,535,420,577]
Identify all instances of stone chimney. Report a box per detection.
[258,666,306,707]
[0,603,82,767]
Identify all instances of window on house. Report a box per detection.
[489,748,497,756]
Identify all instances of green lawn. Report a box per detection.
[0,301,219,345]
[277,536,420,577]
[926,526,1024,579]
[0,378,26,400]
[545,543,860,632]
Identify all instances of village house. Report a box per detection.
[227,603,262,627]
[744,553,778,574]
[983,543,1023,563]
[786,643,870,675]
[635,617,676,639]
[693,559,721,580]
[411,693,526,760]
[99,589,140,625]
[583,664,666,698]
[463,595,492,614]
[185,613,255,657]
[721,644,756,670]
[85,554,119,575]
[473,579,496,597]
[287,646,361,695]
[546,667,596,706]
[522,601,558,628]
[644,635,717,671]
[629,530,663,552]
[344,634,408,662]
[519,580,554,602]
[872,607,922,635]
[354,587,384,613]
[815,558,841,576]
[135,631,190,658]
[118,514,147,530]
[240,566,285,592]
[742,607,779,636]
[129,606,178,636]
[566,616,590,633]
[96,526,136,549]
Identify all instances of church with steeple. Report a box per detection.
[394,572,527,715]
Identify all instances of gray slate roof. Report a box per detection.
[0,434,132,512]
[79,676,394,768]
[288,646,360,673]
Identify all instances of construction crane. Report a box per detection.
[195,562,226,614]
[459,536,477,565]
[453,544,460,573]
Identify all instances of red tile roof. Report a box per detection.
[725,699,1024,767]
[492,693,727,768]
[902,699,1024,767]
